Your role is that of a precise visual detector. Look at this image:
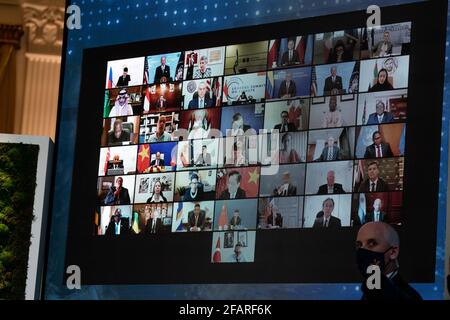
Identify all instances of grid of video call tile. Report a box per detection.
[97,30,409,260]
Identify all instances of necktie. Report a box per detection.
[115,223,119,235]
[371,182,375,192]
[324,218,328,227]
[377,145,382,158]
[289,50,292,62]
[375,213,379,222]
[152,220,156,233]
[327,148,333,160]
[200,99,203,108]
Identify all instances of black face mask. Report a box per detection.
[356,247,392,278]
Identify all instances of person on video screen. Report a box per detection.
[229,209,242,229]
[104,176,131,205]
[280,132,301,163]
[193,55,212,79]
[313,197,341,228]
[108,119,131,146]
[188,203,206,231]
[358,161,390,192]
[327,40,352,63]
[230,242,247,262]
[149,115,172,143]
[183,173,204,201]
[219,171,246,200]
[154,56,171,83]
[267,205,283,228]
[372,31,393,57]
[365,198,385,222]
[143,205,163,234]
[106,208,129,236]
[278,72,297,99]
[230,113,251,136]
[322,96,343,128]
[274,111,296,133]
[195,145,212,166]
[150,151,165,168]
[281,38,300,66]
[188,82,214,109]
[185,52,195,80]
[317,170,346,194]
[364,131,393,159]
[188,109,210,140]
[323,66,343,95]
[156,95,167,111]
[146,180,168,203]
[356,222,422,300]
[366,101,394,124]
[109,89,133,117]
[116,67,131,87]
[369,68,394,92]
[318,137,341,161]
[273,171,297,196]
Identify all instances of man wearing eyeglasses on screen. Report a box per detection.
[356,222,422,300]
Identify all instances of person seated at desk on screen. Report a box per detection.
[146,181,168,203]
[108,119,130,146]
[109,89,133,117]
[313,198,341,229]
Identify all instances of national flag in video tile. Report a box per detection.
[213,236,221,263]
[218,201,228,230]
[143,57,149,85]
[107,66,113,88]
[267,39,279,68]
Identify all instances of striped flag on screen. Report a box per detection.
[143,57,149,85]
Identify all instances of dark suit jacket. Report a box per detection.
[274,123,296,133]
[188,210,206,230]
[281,50,300,66]
[313,215,342,229]
[317,183,345,194]
[195,153,212,166]
[116,74,130,87]
[150,158,165,166]
[219,187,246,200]
[278,80,297,98]
[274,183,297,196]
[106,218,129,236]
[267,213,283,227]
[366,112,395,124]
[319,146,340,161]
[364,143,394,158]
[229,216,242,227]
[154,65,171,83]
[143,218,163,234]
[323,75,343,95]
[358,178,390,192]
[183,185,204,201]
[188,96,214,109]
[104,186,131,205]
[365,211,386,222]
[361,273,422,300]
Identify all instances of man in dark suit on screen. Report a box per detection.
[313,198,341,229]
[280,38,300,66]
[366,101,395,125]
[278,72,297,98]
[150,152,165,167]
[154,56,171,83]
[317,170,346,194]
[188,203,206,231]
[116,67,131,87]
[364,131,394,159]
[358,161,390,192]
[274,111,296,132]
[106,209,129,236]
[188,82,214,109]
[364,198,385,222]
[318,137,341,161]
[323,66,343,95]
[219,171,246,199]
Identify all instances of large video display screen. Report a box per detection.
[64,4,446,285]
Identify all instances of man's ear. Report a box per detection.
[390,246,399,260]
